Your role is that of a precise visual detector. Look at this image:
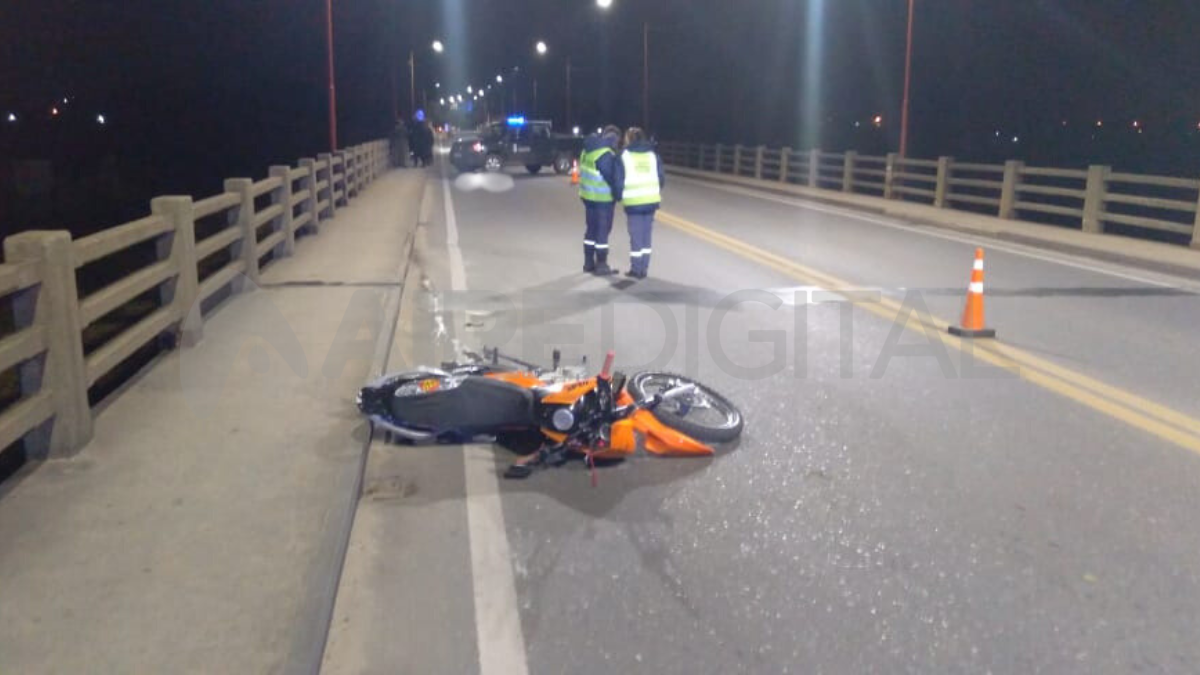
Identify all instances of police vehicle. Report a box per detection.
[450,117,583,175]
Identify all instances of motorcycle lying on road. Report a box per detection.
[357,349,744,479]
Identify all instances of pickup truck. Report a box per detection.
[450,118,583,175]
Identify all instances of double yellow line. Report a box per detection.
[658,210,1200,455]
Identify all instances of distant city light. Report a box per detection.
[1061,120,1068,127]
[432,40,444,53]
[1096,120,1103,127]
[994,130,1000,137]
[496,75,503,83]
[1132,120,1141,129]
[536,41,548,55]
[62,97,68,104]
[51,107,59,116]
[96,114,106,125]
[872,114,883,127]
[467,85,473,94]
[572,126,581,135]
[440,98,446,105]
[435,82,440,89]
[6,112,15,123]
[1012,136,1019,143]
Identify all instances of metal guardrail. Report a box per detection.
[0,140,391,459]
[657,142,1200,247]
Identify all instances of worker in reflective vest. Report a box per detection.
[619,127,664,279]
[578,126,624,275]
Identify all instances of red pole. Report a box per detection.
[325,0,338,151]
[899,0,914,158]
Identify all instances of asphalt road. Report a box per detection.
[351,160,1200,675]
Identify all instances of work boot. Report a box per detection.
[624,268,641,279]
[593,250,617,276]
[583,245,595,273]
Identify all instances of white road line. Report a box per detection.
[441,177,530,675]
[673,175,1200,292]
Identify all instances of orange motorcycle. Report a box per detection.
[357,348,743,478]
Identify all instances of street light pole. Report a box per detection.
[325,0,337,151]
[899,0,915,157]
[643,22,650,130]
[409,50,416,116]
[566,57,572,128]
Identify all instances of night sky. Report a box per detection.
[4,0,1200,232]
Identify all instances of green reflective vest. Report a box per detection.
[621,150,661,207]
[579,147,615,203]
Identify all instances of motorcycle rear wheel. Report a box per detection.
[627,372,744,443]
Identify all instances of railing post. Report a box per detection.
[318,153,336,219]
[150,196,202,347]
[884,152,898,199]
[1082,164,1111,234]
[1192,195,1200,247]
[998,160,1025,220]
[269,166,297,256]
[300,158,321,234]
[842,151,858,193]
[224,178,260,287]
[754,146,765,179]
[934,156,953,208]
[714,144,723,173]
[4,231,93,458]
[808,149,820,188]
[780,147,791,183]
[334,151,348,206]
[733,145,743,176]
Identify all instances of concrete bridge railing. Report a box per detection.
[658,142,1200,249]
[0,139,391,460]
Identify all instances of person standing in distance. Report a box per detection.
[578,125,623,275]
[619,127,664,279]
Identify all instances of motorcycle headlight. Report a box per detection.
[551,408,575,432]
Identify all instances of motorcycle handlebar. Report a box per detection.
[599,351,615,380]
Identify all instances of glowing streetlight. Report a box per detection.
[535,41,548,56]
[432,40,444,53]
[496,75,503,84]
[440,98,446,105]
[597,0,613,8]
[873,114,884,128]
[435,82,440,89]
[6,113,15,123]
[50,107,59,116]
[467,85,473,94]
[96,114,106,125]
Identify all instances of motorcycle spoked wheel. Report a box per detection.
[627,372,744,444]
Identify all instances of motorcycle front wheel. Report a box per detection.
[627,372,744,443]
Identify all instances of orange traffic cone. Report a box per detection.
[570,159,580,185]
[949,248,996,338]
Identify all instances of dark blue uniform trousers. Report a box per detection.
[627,211,655,274]
[583,201,615,266]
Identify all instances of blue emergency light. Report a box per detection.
[506,116,526,126]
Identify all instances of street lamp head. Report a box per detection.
[536,41,548,55]
[432,40,444,53]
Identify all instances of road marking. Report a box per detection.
[672,174,1200,292]
[658,210,1200,455]
[442,177,530,675]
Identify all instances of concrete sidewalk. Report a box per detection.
[0,169,427,673]
[668,166,1200,279]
